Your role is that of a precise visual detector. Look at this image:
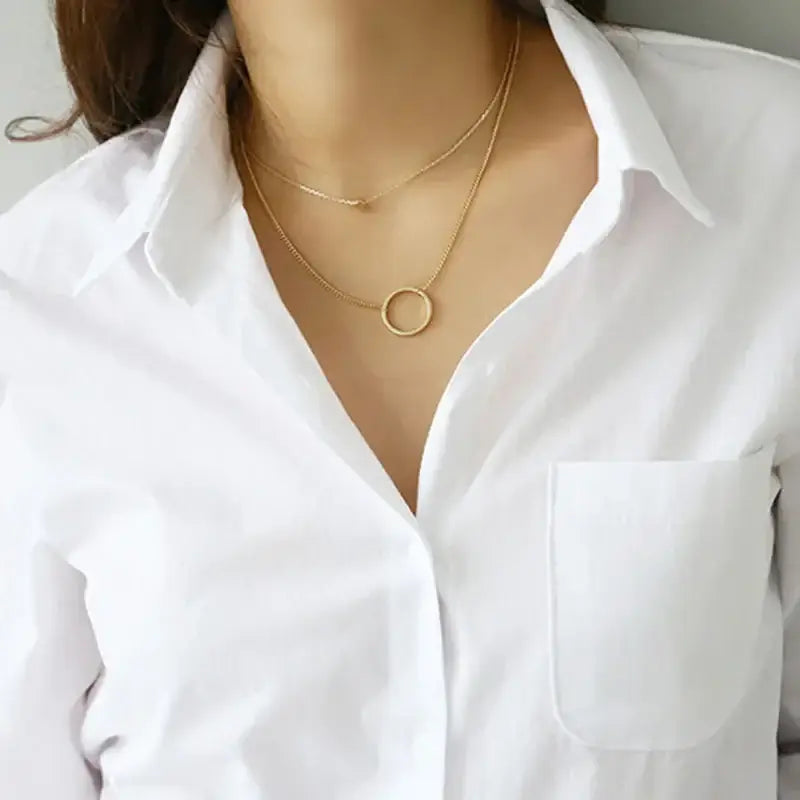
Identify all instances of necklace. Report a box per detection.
[240,17,520,338]
[244,25,518,209]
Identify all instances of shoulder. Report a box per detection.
[607,25,800,158]
[0,123,165,296]
[609,26,800,230]
[601,28,800,330]
[607,24,800,96]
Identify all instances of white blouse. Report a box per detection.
[1,1,800,798]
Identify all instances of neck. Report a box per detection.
[229,0,513,196]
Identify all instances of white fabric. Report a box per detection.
[1,0,800,797]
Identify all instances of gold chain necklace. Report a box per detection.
[244,28,518,209]
[241,17,520,338]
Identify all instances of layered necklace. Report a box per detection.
[239,17,521,337]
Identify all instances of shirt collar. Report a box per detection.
[73,13,240,297]
[541,0,713,226]
[73,0,713,297]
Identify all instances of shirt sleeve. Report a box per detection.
[777,433,800,798]
[0,394,103,799]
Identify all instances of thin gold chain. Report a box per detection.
[244,28,517,208]
[240,17,520,314]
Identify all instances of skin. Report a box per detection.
[229,0,598,514]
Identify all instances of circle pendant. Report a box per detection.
[381,287,434,337]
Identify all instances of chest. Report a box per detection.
[251,159,598,513]
[278,261,550,515]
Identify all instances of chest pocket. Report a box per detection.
[546,444,777,751]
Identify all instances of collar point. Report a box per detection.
[691,203,716,229]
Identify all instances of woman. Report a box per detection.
[1,0,799,797]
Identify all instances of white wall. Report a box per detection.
[610,0,800,58]
[1,0,799,212]
[0,0,90,212]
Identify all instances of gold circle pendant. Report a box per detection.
[381,287,434,337]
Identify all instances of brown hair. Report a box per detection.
[6,0,607,145]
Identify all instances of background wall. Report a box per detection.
[1,0,799,212]
[0,0,90,212]
[612,0,800,58]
